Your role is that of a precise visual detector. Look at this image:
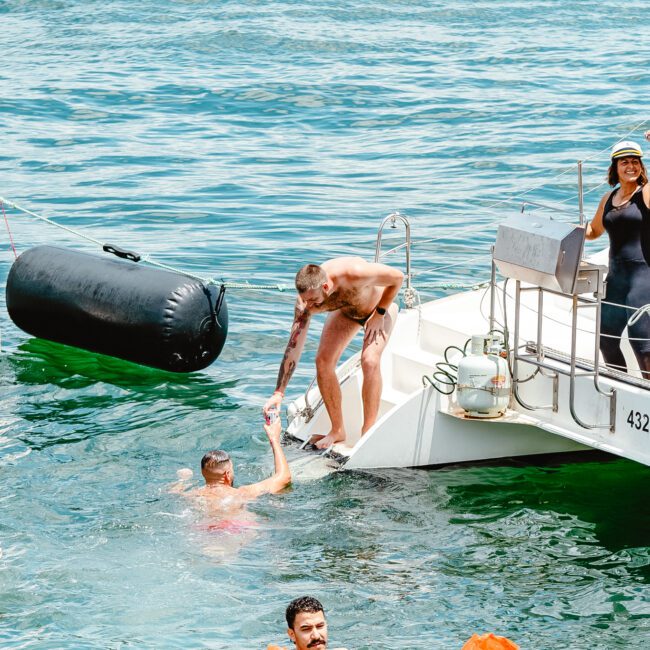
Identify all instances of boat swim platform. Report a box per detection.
[286,281,650,471]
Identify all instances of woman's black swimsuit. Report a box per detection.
[600,187,650,366]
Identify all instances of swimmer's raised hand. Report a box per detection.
[263,417,282,443]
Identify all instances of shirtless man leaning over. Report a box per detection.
[263,257,404,449]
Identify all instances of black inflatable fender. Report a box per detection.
[6,245,228,372]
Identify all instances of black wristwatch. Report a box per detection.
[376,306,386,316]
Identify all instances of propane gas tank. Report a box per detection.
[456,335,510,418]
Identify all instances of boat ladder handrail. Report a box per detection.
[374,211,417,309]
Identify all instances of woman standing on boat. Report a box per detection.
[586,137,650,377]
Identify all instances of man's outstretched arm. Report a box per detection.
[263,301,311,414]
[238,418,291,499]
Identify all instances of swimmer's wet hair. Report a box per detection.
[295,264,326,293]
[286,596,324,628]
[201,450,231,469]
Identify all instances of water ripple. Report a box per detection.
[2,1,650,648]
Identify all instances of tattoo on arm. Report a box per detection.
[276,308,309,391]
[276,360,296,391]
[288,310,309,348]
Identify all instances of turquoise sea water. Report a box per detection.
[2,1,650,648]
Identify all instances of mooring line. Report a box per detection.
[0,195,491,295]
[1,200,18,260]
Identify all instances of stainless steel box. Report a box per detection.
[493,214,586,294]
[574,261,606,296]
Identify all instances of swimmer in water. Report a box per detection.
[285,596,330,650]
[170,419,290,560]
[174,417,291,501]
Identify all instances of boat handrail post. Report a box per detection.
[375,211,414,308]
[589,266,617,429]
[568,293,588,428]
[566,266,616,432]
[295,359,361,426]
[301,376,317,423]
[511,280,529,408]
[567,292,607,430]
[537,287,544,362]
[578,160,584,228]
[489,246,496,333]
[511,281,558,412]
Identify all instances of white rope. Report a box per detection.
[504,289,650,343]
[136,254,217,284]
[0,194,493,296]
[478,164,581,214]
[221,280,290,291]
[0,195,294,291]
[413,253,491,277]
[409,175,606,251]
[603,297,650,313]
[483,283,644,376]
[552,179,609,206]
[414,121,650,246]
[416,280,490,291]
[628,304,650,327]
[3,120,648,295]
[581,119,650,164]
[0,195,104,247]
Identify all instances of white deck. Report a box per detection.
[286,255,650,470]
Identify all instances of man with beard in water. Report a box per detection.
[263,257,403,449]
[267,596,347,650]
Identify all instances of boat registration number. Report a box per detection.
[626,409,650,432]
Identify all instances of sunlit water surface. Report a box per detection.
[1,1,650,648]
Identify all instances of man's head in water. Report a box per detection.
[295,264,331,310]
[200,450,234,486]
[286,596,328,650]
